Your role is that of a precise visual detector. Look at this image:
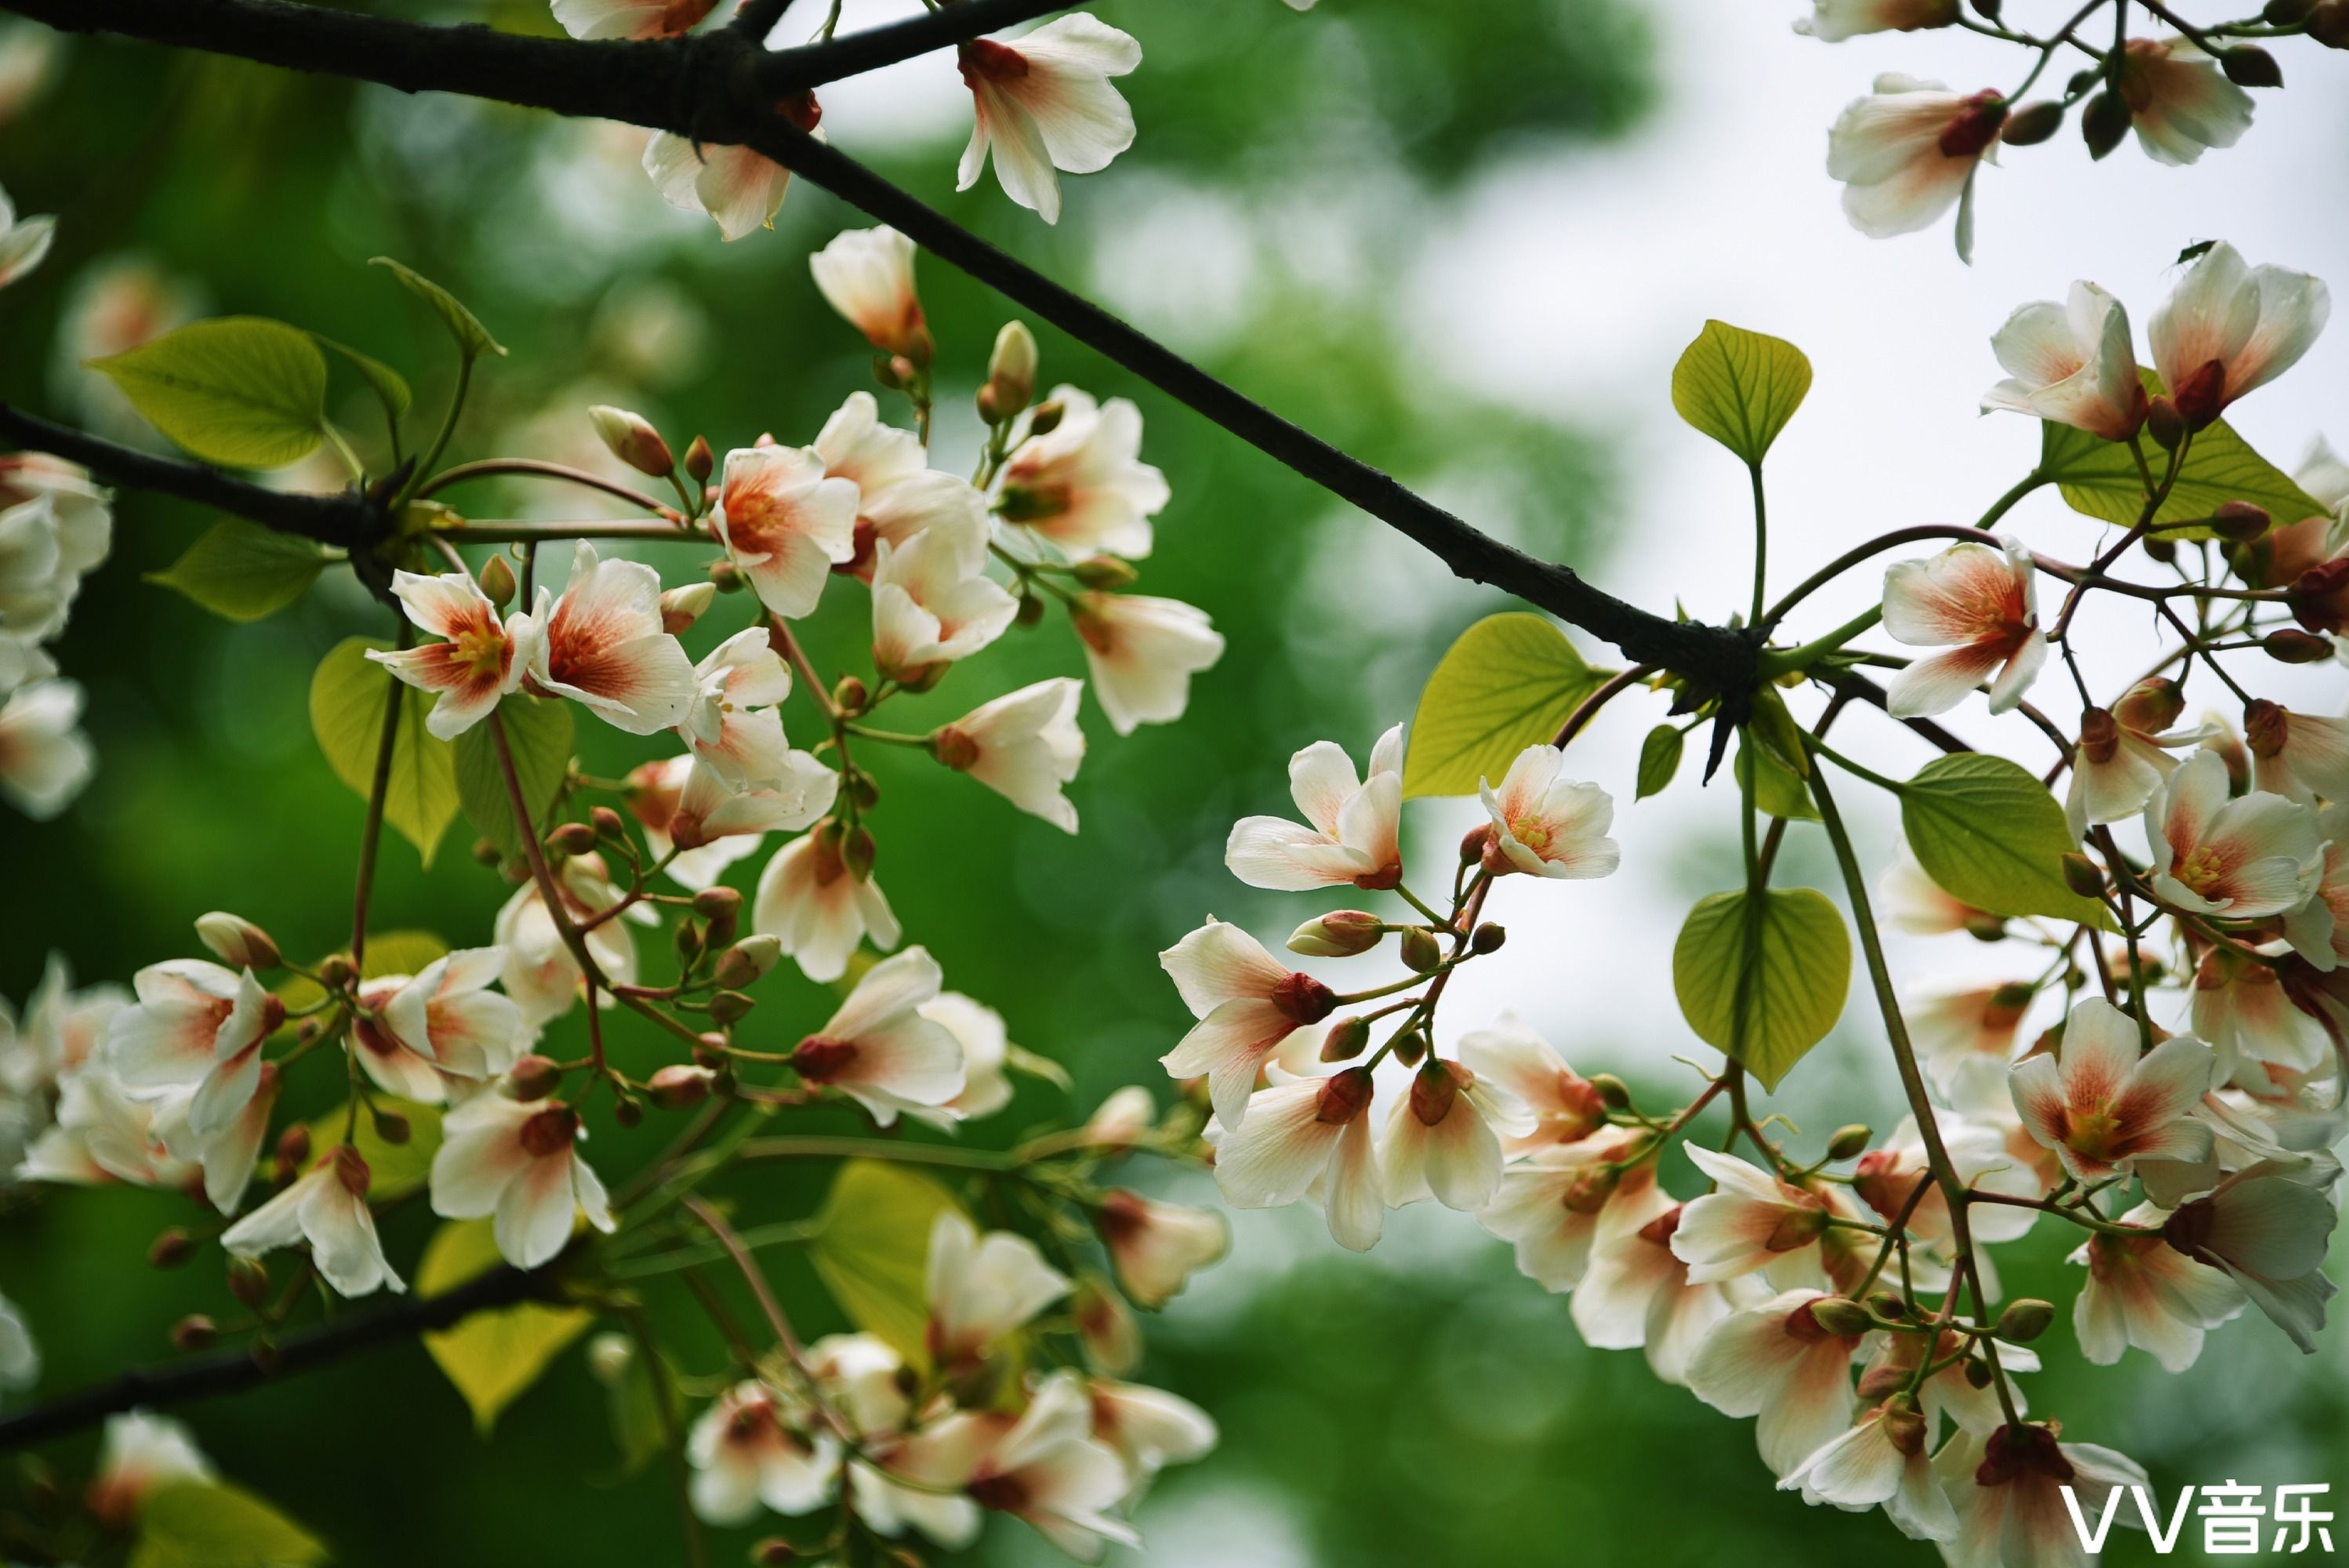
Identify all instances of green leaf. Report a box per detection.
[371,257,507,361]
[1899,753,2107,925]
[1669,319,1812,467]
[417,1218,591,1433]
[143,518,331,622]
[1636,725,1683,800]
[308,637,459,866]
[313,333,413,424]
[1403,613,1614,798]
[2037,368,2322,541]
[806,1160,964,1370]
[1672,887,1850,1091]
[1736,739,1818,822]
[358,928,450,982]
[453,695,573,859]
[303,1098,444,1203]
[131,1481,326,1568]
[88,317,327,469]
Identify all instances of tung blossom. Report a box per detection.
[220,1145,404,1298]
[1880,538,2045,717]
[1211,1068,1382,1252]
[713,442,861,619]
[430,1092,616,1269]
[1571,1177,1745,1387]
[956,17,1141,225]
[2010,997,2216,1184]
[2071,1201,2245,1372]
[1980,281,2148,442]
[2115,37,2254,166]
[1669,1146,1848,1290]
[1826,74,2005,256]
[814,392,989,575]
[1779,1396,1955,1544]
[1157,919,1336,1128]
[1068,591,1224,736]
[753,826,899,984]
[550,0,716,41]
[1092,1189,1227,1309]
[1934,1425,2148,1568]
[926,1210,1071,1367]
[2149,241,2329,429]
[2243,697,2349,808]
[104,960,281,1141]
[1795,0,1958,40]
[496,851,649,1025]
[1476,1123,1653,1291]
[788,946,965,1127]
[891,1373,1138,1563]
[932,677,1087,833]
[678,626,795,791]
[511,542,697,735]
[1687,1288,1869,1480]
[811,226,931,361]
[998,387,1167,560]
[0,678,94,819]
[2144,748,2325,918]
[870,528,1018,685]
[2160,1160,2339,1351]
[350,946,525,1104]
[685,1381,838,1524]
[0,180,53,290]
[1478,744,1621,879]
[1227,724,1404,892]
[643,95,819,242]
[86,1411,212,1530]
[1377,1057,1532,1213]
[2066,678,2204,837]
[1457,1015,1610,1154]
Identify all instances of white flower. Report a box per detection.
[870,528,1018,685]
[351,946,525,1103]
[1457,1015,1613,1154]
[1908,982,2035,1114]
[1880,538,2045,717]
[712,443,861,619]
[811,226,931,361]
[2150,241,2328,429]
[0,678,94,818]
[1476,1123,1650,1291]
[511,542,698,735]
[2067,680,2205,838]
[685,1381,839,1523]
[2160,1159,2338,1351]
[2144,748,2325,918]
[1795,0,1957,40]
[105,960,281,1140]
[1780,1398,1955,1543]
[1478,744,1621,879]
[1157,919,1336,1128]
[2193,947,2330,1080]
[1877,845,1988,934]
[1826,75,2005,255]
[152,1061,279,1214]
[1086,1377,1218,1493]
[221,1145,405,1298]
[933,677,1087,833]
[495,851,650,1025]
[1669,1146,1840,1289]
[1091,1189,1227,1309]
[18,1068,195,1190]
[2071,1201,2245,1371]
[889,1372,1137,1562]
[814,391,989,578]
[663,753,838,865]
[1934,1425,2148,1568]
[2116,38,2254,165]
[1980,281,2148,442]
[626,756,763,891]
[0,481,107,644]
[368,571,525,739]
[956,17,1141,225]
[917,991,1015,1123]
[1227,724,1403,891]
[789,946,965,1127]
[0,180,53,290]
[429,1092,615,1269]
[752,826,900,983]
[87,1410,212,1530]
[550,0,714,40]
[678,626,796,792]
[1570,1181,1741,1387]
[1377,1057,1532,1212]
[1068,592,1222,736]
[2010,998,2216,1184]
[999,387,1167,558]
[927,1210,1071,1366]
[2244,698,2349,808]
[644,106,814,242]
[1688,1289,1869,1479]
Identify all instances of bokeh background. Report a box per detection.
[2,1,2346,1563]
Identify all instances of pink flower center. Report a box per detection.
[958,39,1031,85]
[520,1105,579,1157]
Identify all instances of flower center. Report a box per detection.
[793,1036,859,1082]
[2173,844,2226,896]
[520,1105,579,1157]
[453,626,507,681]
[2063,1103,2123,1162]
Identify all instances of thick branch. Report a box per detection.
[0,0,1757,690]
[0,402,376,548]
[0,1261,549,1451]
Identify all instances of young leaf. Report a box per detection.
[2037,368,2322,540]
[87,317,327,469]
[1403,612,1614,799]
[143,518,332,622]
[130,1481,327,1568]
[417,1218,592,1433]
[806,1160,964,1369]
[1735,738,1818,822]
[1900,753,2106,925]
[313,333,413,423]
[454,695,574,859]
[1672,887,1850,1091]
[302,1098,444,1203]
[308,637,460,866]
[1669,319,1812,467]
[1636,724,1683,800]
[371,256,508,361]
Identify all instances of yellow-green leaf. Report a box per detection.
[1636,725,1683,800]
[1736,738,1818,822]
[89,318,328,470]
[2038,368,2322,541]
[1900,753,2106,925]
[304,1099,443,1203]
[1672,887,1850,1091]
[313,333,412,423]
[131,1481,326,1568]
[1670,319,1811,467]
[417,1218,590,1433]
[309,637,459,866]
[1403,613,1614,798]
[372,256,507,361]
[144,517,331,622]
[806,1160,964,1369]
[453,695,573,859]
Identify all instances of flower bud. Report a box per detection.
[318,954,356,989]
[1014,590,1047,628]
[1825,1123,1872,1161]
[659,581,715,634]
[1963,1356,1994,1388]
[2315,0,2349,45]
[1867,1291,1908,1321]
[1392,1027,1429,1068]
[708,989,757,1025]
[844,823,877,881]
[170,1316,219,1353]
[2244,698,2286,760]
[2113,677,2184,735]
[2220,45,2283,87]
[582,809,623,847]
[2263,0,2316,20]
[674,920,704,963]
[274,1123,311,1171]
[1072,556,1138,591]
[371,1108,412,1146]
[2289,557,2349,633]
[1287,911,1384,957]
[2209,499,2272,543]
[694,1033,728,1068]
[684,435,714,482]
[713,934,782,989]
[833,675,869,716]
[1808,1297,1875,1336]
[1026,400,1065,437]
[648,1063,715,1110]
[1471,922,1507,954]
[1320,1016,1371,1062]
[1588,1072,1630,1109]
[1882,1396,1930,1457]
[1856,1363,1908,1400]
[986,321,1038,418]
[1963,913,2007,942]
[752,1540,798,1566]
[227,1255,270,1308]
[2145,394,2186,451]
[691,885,742,921]
[1999,99,2064,145]
[507,1054,561,1101]
[1996,1298,2057,1342]
[589,405,675,477]
[1399,927,1443,973]
[477,553,517,608]
[473,837,504,866]
[2080,89,2130,159]
[195,912,280,971]
[1458,824,1493,864]
[2141,534,2177,564]
[148,1229,196,1269]
[2266,627,2333,663]
[586,1332,635,1385]
[547,821,597,856]
[2060,853,2105,898]
[709,556,742,592]
[614,1094,645,1129]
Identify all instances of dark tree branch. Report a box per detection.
[759,0,1082,91]
[0,1262,551,1452]
[0,0,1759,691]
[0,402,376,548]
